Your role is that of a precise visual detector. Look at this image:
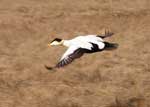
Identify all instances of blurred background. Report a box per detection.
[0,0,150,107]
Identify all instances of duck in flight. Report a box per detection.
[46,31,118,70]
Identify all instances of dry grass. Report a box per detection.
[0,0,150,107]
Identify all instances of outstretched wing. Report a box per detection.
[97,30,114,39]
[56,46,86,68]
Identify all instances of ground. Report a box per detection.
[0,0,150,107]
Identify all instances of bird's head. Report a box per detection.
[48,38,63,47]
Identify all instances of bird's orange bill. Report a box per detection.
[48,44,51,47]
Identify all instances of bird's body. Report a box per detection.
[46,32,118,70]
[60,35,104,60]
[63,35,104,49]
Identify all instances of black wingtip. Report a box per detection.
[97,32,114,38]
[45,65,54,70]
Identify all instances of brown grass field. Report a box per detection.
[0,0,150,107]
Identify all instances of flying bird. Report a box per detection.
[46,31,118,70]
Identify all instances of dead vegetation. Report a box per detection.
[0,0,150,107]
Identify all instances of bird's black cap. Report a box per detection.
[51,38,62,43]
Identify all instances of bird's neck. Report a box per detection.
[62,40,71,47]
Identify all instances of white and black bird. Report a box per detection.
[46,32,118,70]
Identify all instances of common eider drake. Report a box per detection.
[46,31,118,70]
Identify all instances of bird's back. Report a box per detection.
[73,35,104,42]
[69,35,104,50]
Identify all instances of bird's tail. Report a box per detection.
[104,42,118,50]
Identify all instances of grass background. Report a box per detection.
[0,0,150,107]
